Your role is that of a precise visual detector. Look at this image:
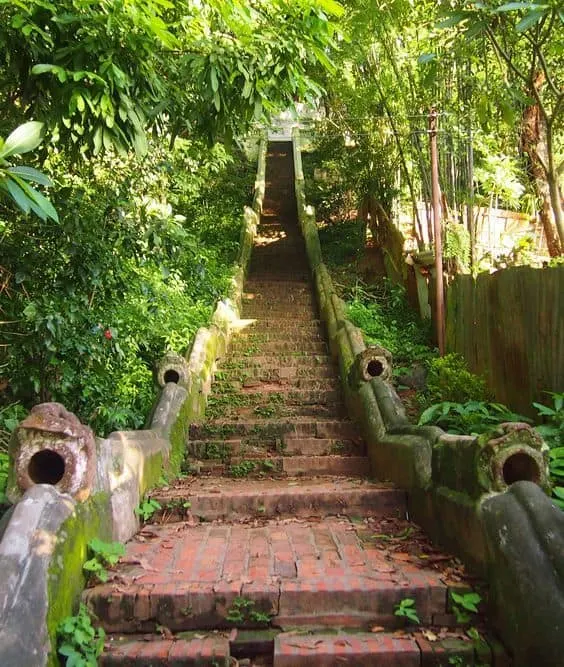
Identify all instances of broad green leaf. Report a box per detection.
[436,13,469,29]
[316,0,345,17]
[7,166,52,186]
[31,64,67,82]
[0,122,44,159]
[417,53,436,64]
[210,66,219,93]
[4,177,31,214]
[494,2,547,12]
[516,9,548,31]
[18,179,59,222]
[552,487,564,500]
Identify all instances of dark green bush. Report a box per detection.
[1,138,254,436]
[424,353,490,405]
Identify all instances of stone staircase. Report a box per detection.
[85,143,507,665]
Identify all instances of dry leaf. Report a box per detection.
[371,626,385,633]
[391,552,411,562]
[422,630,439,642]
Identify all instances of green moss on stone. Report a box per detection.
[46,492,112,667]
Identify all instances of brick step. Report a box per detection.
[244,272,311,283]
[148,477,401,522]
[207,395,347,421]
[243,286,314,299]
[241,305,317,318]
[217,366,336,383]
[244,279,311,290]
[213,377,340,392]
[242,291,315,304]
[193,455,369,478]
[236,317,323,332]
[83,517,451,634]
[230,340,327,355]
[207,388,342,408]
[190,419,361,441]
[101,635,229,666]
[242,309,314,321]
[273,631,497,666]
[233,330,325,343]
[187,437,365,462]
[221,353,332,368]
[247,274,311,283]
[100,629,505,666]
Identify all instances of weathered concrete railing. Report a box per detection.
[292,127,563,665]
[0,137,267,667]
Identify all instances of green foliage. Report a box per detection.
[135,498,162,523]
[0,122,58,221]
[318,219,366,267]
[450,590,482,624]
[394,597,420,624]
[2,137,253,436]
[534,392,564,450]
[444,222,471,271]
[226,596,272,626]
[229,460,258,478]
[418,401,529,436]
[0,403,26,507]
[535,393,564,509]
[345,280,435,368]
[82,538,125,584]
[424,354,489,405]
[57,603,105,667]
[0,0,343,152]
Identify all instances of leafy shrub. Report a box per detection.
[1,137,254,436]
[83,538,125,584]
[57,603,105,667]
[345,280,435,368]
[0,403,26,507]
[535,393,564,509]
[418,400,530,435]
[424,354,489,405]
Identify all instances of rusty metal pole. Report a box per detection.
[429,107,445,356]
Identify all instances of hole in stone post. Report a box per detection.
[366,360,384,377]
[28,450,65,485]
[164,369,180,384]
[502,452,540,486]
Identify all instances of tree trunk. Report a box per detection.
[520,75,562,256]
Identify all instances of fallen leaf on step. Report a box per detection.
[286,641,324,650]
[391,552,411,562]
[335,639,351,647]
[422,630,438,642]
[158,625,174,640]
[371,626,385,633]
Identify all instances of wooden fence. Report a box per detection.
[445,265,564,417]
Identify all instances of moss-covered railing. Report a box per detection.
[292,127,564,666]
[0,138,267,667]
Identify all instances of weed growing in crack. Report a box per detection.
[83,539,126,584]
[394,598,420,625]
[226,597,272,626]
[57,603,105,666]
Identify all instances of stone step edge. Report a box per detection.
[84,575,450,634]
[147,486,404,522]
[99,629,506,666]
[190,456,370,478]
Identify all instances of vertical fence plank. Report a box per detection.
[445,266,564,417]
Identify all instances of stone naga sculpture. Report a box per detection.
[348,345,393,388]
[7,402,96,503]
[155,351,190,388]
